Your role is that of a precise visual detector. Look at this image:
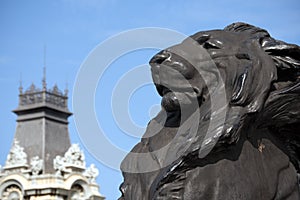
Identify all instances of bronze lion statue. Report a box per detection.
[119,22,300,200]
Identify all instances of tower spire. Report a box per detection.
[42,45,47,90]
[19,73,23,94]
[64,80,69,96]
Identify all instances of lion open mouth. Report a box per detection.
[155,81,202,112]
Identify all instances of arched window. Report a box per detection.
[70,183,85,200]
[2,184,23,200]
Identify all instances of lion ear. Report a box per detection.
[226,22,300,72]
[263,38,300,80]
[224,22,270,40]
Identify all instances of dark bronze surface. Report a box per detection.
[119,23,300,200]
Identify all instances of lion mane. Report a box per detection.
[119,23,300,200]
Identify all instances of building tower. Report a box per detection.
[0,77,105,200]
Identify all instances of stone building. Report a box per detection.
[0,78,105,200]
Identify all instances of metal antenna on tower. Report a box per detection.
[19,72,23,94]
[42,45,47,90]
[64,78,69,96]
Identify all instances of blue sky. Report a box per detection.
[0,1,299,199]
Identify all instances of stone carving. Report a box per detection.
[30,156,43,175]
[119,23,300,199]
[54,144,86,175]
[64,144,85,167]
[53,155,67,175]
[5,140,27,167]
[84,164,99,183]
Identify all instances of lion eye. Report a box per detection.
[203,41,221,49]
[196,34,210,44]
[150,50,171,64]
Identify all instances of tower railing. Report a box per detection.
[18,84,68,109]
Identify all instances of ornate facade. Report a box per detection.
[0,80,104,200]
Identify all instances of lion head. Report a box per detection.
[149,22,300,164]
[120,23,300,200]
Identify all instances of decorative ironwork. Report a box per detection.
[19,84,68,109]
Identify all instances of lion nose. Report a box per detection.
[150,50,171,65]
[150,50,171,89]
[149,50,171,78]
